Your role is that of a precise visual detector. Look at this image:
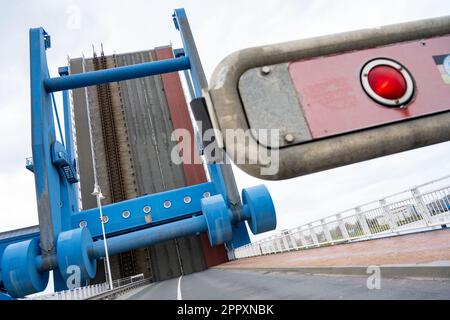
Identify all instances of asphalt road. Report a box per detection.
[125,269,450,300]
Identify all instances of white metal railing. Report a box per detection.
[233,175,450,259]
[110,273,145,289]
[25,274,145,300]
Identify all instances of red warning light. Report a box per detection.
[361,59,414,108]
[368,65,407,100]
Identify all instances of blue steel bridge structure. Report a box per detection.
[0,8,277,299]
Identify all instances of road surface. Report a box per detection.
[123,269,450,300]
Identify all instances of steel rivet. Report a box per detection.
[184,196,192,204]
[122,210,131,219]
[79,220,87,228]
[163,201,172,209]
[143,206,151,214]
[203,192,211,198]
[101,216,109,224]
[284,134,295,143]
[261,66,271,75]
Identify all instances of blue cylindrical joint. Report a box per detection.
[0,239,49,298]
[44,56,191,92]
[242,185,277,234]
[89,215,207,259]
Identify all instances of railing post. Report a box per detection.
[228,248,236,261]
[275,237,283,252]
[321,219,334,244]
[270,237,276,253]
[308,224,319,246]
[379,200,398,231]
[297,228,307,248]
[336,214,350,240]
[356,207,372,236]
[281,234,290,251]
[262,242,268,255]
[253,243,261,256]
[288,231,298,250]
[258,242,263,255]
[411,187,433,226]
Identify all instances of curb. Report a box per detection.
[215,266,450,280]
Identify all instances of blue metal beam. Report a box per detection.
[72,182,217,238]
[89,215,207,259]
[172,9,207,98]
[29,28,63,256]
[59,66,75,162]
[173,8,251,248]
[44,56,191,92]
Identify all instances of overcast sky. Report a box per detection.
[1,0,450,240]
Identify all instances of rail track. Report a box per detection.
[92,49,137,278]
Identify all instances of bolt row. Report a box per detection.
[79,191,212,228]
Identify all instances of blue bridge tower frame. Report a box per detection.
[0,8,276,299]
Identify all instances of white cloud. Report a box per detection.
[0,171,38,231]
